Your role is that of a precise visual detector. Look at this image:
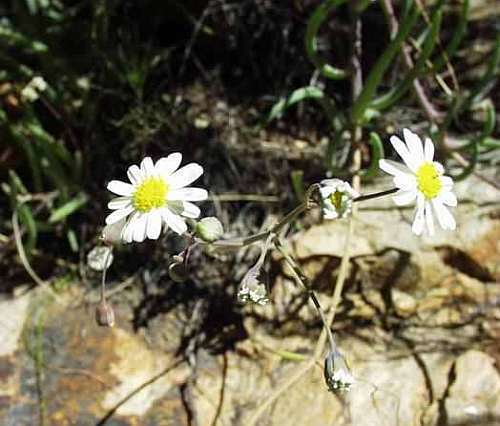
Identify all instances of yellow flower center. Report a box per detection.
[416,163,442,199]
[132,177,168,212]
[329,190,343,211]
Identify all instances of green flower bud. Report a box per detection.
[195,217,224,242]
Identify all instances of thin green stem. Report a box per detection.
[275,239,336,352]
[211,184,320,249]
[353,187,398,202]
[100,248,113,301]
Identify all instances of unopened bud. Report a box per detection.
[169,260,188,283]
[101,218,126,245]
[324,347,354,392]
[87,246,113,271]
[195,217,224,242]
[96,299,115,327]
[238,267,269,305]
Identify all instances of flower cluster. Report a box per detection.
[318,129,457,237]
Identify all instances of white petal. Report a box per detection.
[319,186,334,198]
[411,194,426,235]
[155,153,182,176]
[127,164,142,185]
[433,161,444,174]
[146,210,162,240]
[390,135,419,172]
[403,129,425,164]
[412,207,425,236]
[323,209,338,220]
[140,157,155,177]
[424,138,435,162]
[432,199,456,230]
[168,187,208,201]
[424,201,435,236]
[181,201,201,218]
[393,189,417,206]
[440,176,454,189]
[122,214,138,243]
[108,196,132,210]
[439,191,457,207]
[168,163,204,189]
[161,208,188,235]
[132,213,148,242]
[394,173,417,190]
[105,206,134,225]
[107,180,134,196]
[379,159,412,177]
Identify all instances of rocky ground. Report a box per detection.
[1,170,499,426]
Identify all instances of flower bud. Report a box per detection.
[195,217,224,242]
[324,347,354,392]
[238,267,269,305]
[96,299,115,327]
[101,218,126,245]
[319,179,359,220]
[168,260,188,283]
[87,246,113,271]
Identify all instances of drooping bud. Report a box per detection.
[195,217,224,242]
[168,255,188,283]
[238,267,269,305]
[324,346,354,392]
[95,299,115,327]
[101,218,126,245]
[87,246,113,271]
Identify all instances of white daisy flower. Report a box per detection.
[379,128,457,236]
[105,154,208,243]
[319,179,359,220]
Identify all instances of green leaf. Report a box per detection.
[370,8,441,111]
[267,86,329,122]
[351,1,420,123]
[464,35,500,110]
[48,193,88,223]
[9,170,28,194]
[17,204,38,253]
[361,132,384,179]
[433,0,469,71]
[10,125,43,192]
[66,229,79,252]
[454,140,479,181]
[291,170,305,202]
[480,103,496,138]
[305,0,348,80]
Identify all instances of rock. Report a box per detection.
[0,291,30,357]
[0,291,31,417]
[391,289,417,317]
[445,350,500,425]
[102,328,190,417]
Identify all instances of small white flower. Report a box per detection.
[105,154,208,243]
[31,76,48,92]
[379,128,457,236]
[319,179,359,219]
[20,76,47,102]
